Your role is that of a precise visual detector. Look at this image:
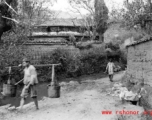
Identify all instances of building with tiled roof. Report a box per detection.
[23,18,99,64]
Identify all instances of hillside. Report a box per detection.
[104,22,144,45]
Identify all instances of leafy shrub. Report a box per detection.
[0,45,27,85]
[38,47,108,81]
[80,47,107,74]
[69,34,76,46]
[76,41,93,50]
[38,48,81,79]
[105,42,120,51]
[0,26,31,84]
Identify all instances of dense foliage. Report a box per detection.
[111,0,152,35]
[69,0,108,41]
[37,47,107,81]
[36,45,126,82]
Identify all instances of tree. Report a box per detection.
[16,0,56,39]
[122,0,152,34]
[18,0,56,25]
[0,0,56,42]
[0,0,56,67]
[94,0,108,42]
[0,0,17,42]
[69,0,108,42]
[69,0,96,40]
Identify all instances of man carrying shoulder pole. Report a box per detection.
[17,58,39,110]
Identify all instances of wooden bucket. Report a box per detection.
[47,85,60,98]
[2,84,17,97]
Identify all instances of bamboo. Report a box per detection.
[7,67,11,84]
[5,63,61,69]
[52,64,55,83]
[15,79,23,85]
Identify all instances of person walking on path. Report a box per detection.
[17,58,39,110]
[105,59,115,82]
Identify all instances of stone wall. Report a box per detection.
[127,40,152,86]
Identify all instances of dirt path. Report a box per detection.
[0,71,145,120]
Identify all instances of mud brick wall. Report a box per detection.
[127,40,152,86]
[22,44,79,64]
[23,44,77,53]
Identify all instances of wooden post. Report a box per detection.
[48,64,61,98]
[7,67,11,84]
[51,64,55,86]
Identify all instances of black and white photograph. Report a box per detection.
[0,0,151,120]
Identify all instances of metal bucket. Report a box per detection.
[2,84,17,97]
[47,85,60,98]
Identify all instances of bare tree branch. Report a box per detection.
[4,1,18,15]
[69,0,98,40]
[2,16,19,23]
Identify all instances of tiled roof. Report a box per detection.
[126,35,152,47]
[34,18,85,27]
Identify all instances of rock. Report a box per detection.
[113,82,122,88]
[112,87,115,91]
[112,83,123,91]
[42,96,49,101]
[59,82,67,86]
[131,84,142,93]
[114,66,121,72]
[120,87,128,92]
[69,81,79,86]
[111,82,128,97]
[139,86,152,120]
[119,91,125,100]
[7,106,16,111]
[0,104,11,109]
[1,92,6,96]
[114,90,121,95]
[23,102,34,109]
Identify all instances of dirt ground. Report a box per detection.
[0,71,146,120]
